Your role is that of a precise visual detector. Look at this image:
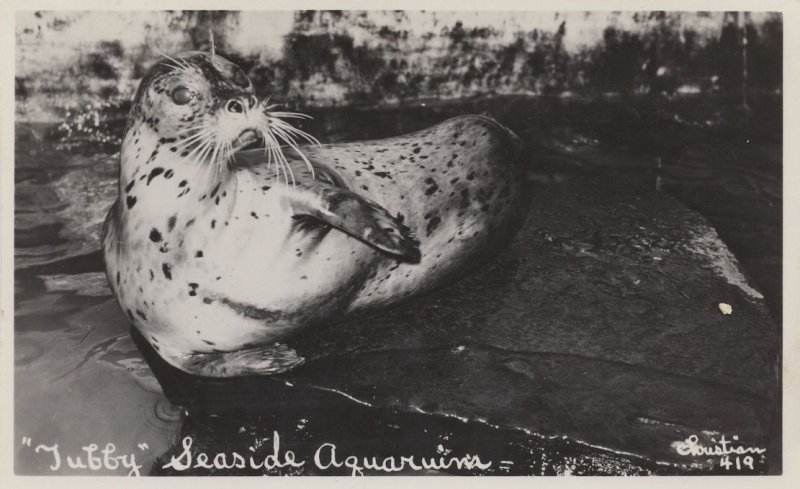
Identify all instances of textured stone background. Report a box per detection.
[16,10,782,121]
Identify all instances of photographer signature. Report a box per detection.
[672,434,766,471]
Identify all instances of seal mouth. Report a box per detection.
[232,129,262,153]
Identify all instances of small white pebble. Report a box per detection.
[719,303,733,315]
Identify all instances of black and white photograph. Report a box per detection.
[3,2,795,481]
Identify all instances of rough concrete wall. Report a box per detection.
[16,10,782,121]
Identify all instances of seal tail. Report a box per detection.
[478,111,524,159]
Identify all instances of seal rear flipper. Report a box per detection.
[176,343,305,378]
[289,181,421,263]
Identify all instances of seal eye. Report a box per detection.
[171,86,195,105]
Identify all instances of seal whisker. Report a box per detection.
[270,138,291,185]
[176,129,216,149]
[259,128,280,180]
[269,125,315,179]
[264,131,290,185]
[263,131,281,180]
[213,141,228,183]
[268,111,314,120]
[182,139,208,165]
[268,118,321,146]
[189,138,215,167]
[269,124,320,182]
[184,121,220,164]
[175,123,216,142]
[221,139,232,165]
[183,131,214,158]
[154,49,195,73]
[210,138,226,169]
[261,128,279,179]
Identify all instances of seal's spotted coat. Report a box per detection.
[103,52,522,377]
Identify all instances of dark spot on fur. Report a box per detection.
[424,178,439,196]
[145,147,159,164]
[162,263,172,280]
[136,310,148,321]
[188,283,198,296]
[211,219,216,229]
[125,180,135,193]
[179,180,188,187]
[426,216,441,236]
[196,250,204,258]
[147,166,164,185]
[218,297,282,321]
[126,195,137,209]
[202,297,213,304]
[164,169,174,179]
[149,228,162,242]
[116,271,120,285]
[185,218,195,228]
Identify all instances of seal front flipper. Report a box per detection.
[174,343,305,378]
[288,181,421,263]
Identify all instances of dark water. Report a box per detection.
[14,94,781,476]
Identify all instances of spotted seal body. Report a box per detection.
[103,52,522,377]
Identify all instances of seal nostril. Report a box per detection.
[226,99,244,114]
[249,96,258,109]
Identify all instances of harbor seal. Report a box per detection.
[102,51,523,378]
